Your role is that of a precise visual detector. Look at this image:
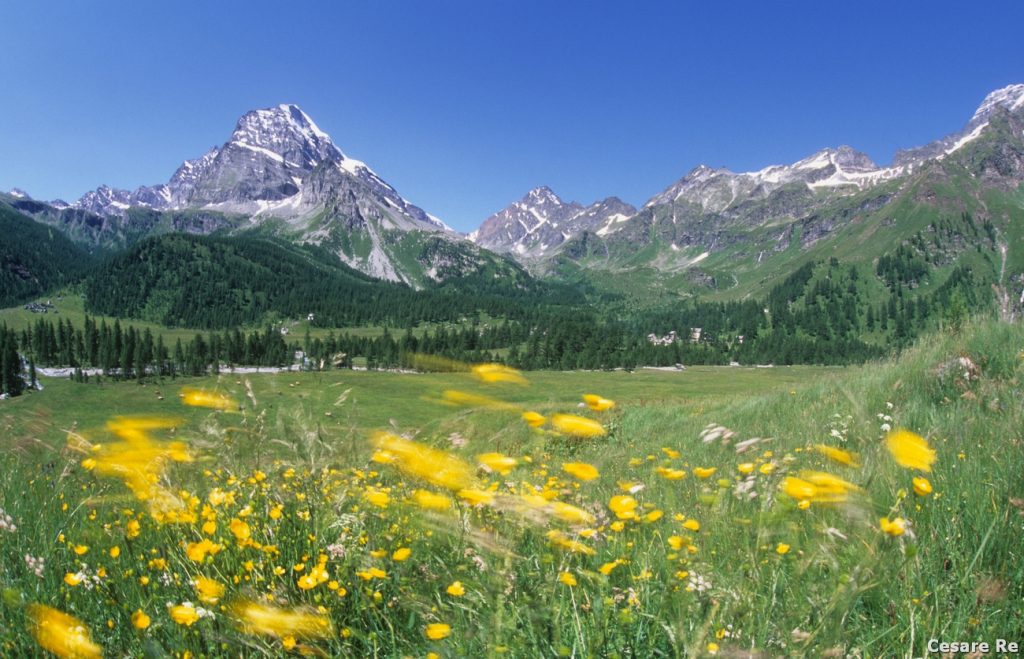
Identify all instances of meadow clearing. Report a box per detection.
[0,320,1021,657]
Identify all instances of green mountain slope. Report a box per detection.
[0,203,96,306]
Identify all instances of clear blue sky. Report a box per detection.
[2,1,1022,232]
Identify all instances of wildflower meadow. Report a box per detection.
[0,319,1022,657]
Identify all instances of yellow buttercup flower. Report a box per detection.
[562,462,600,481]
[131,609,150,630]
[885,429,936,472]
[582,394,615,411]
[682,518,701,532]
[194,576,225,604]
[737,463,755,475]
[558,571,578,586]
[879,516,907,536]
[693,467,717,479]
[229,518,251,542]
[775,543,791,555]
[446,581,465,596]
[425,623,452,640]
[392,547,411,561]
[608,495,638,520]
[912,477,933,496]
[780,471,861,504]
[656,466,687,480]
[550,414,606,438]
[27,604,102,659]
[814,444,861,468]
[63,572,83,587]
[169,603,200,626]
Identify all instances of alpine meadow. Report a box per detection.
[1,4,1024,657]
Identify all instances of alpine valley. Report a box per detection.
[2,84,1024,375]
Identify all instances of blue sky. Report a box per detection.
[2,1,1022,232]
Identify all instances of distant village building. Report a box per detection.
[646,330,679,346]
[690,328,702,343]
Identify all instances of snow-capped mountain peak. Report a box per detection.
[970,83,1024,124]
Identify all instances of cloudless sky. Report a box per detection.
[2,1,1022,232]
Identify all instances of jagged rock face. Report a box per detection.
[471,186,636,258]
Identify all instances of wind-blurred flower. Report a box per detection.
[693,467,717,479]
[582,394,615,411]
[27,604,102,659]
[372,433,475,491]
[522,411,547,428]
[814,444,861,468]
[550,414,606,438]
[230,600,334,639]
[886,429,936,472]
[180,387,237,411]
[559,571,578,586]
[392,547,411,561]
[425,623,451,640]
[780,471,861,504]
[413,489,453,510]
[562,462,600,481]
[477,453,518,475]
[472,363,528,385]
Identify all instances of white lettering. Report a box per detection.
[927,639,940,653]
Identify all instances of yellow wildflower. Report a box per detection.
[392,547,411,561]
[550,414,606,438]
[412,490,453,510]
[682,518,701,532]
[425,623,452,640]
[27,604,102,659]
[693,467,717,479]
[180,387,237,411]
[63,572,83,587]
[364,487,390,508]
[562,462,600,481]
[558,571,578,586]
[169,603,200,626]
[879,516,907,536]
[194,576,225,604]
[471,363,528,385]
[737,463,754,474]
[608,495,638,520]
[457,489,495,506]
[131,609,150,630]
[229,518,251,542]
[230,600,333,639]
[582,394,616,411]
[446,581,465,596]
[776,543,791,555]
[371,433,475,491]
[885,429,936,472]
[912,477,933,497]
[477,452,518,475]
[655,466,686,480]
[814,444,861,468]
[522,411,547,428]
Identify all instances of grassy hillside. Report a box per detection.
[0,319,1020,656]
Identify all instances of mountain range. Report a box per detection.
[3,84,1023,313]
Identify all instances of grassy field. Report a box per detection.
[0,321,1021,657]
